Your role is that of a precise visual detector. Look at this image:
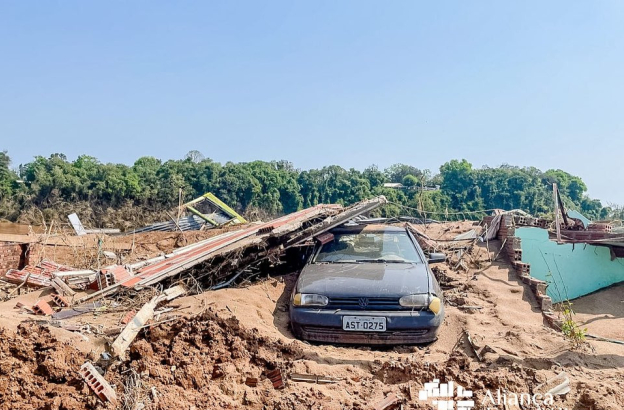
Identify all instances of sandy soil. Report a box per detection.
[0,221,622,409]
[570,282,624,342]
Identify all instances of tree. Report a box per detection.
[439,159,475,211]
[0,152,610,225]
[0,151,16,200]
[185,150,205,163]
[385,164,423,183]
[402,174,419,188]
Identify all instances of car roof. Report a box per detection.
[330,223,407,234]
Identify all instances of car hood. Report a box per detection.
[296,262,432,298]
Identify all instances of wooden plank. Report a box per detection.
[51,277,76,297]
[110,285,188,359]
[110,296,159,359]
[0,234,34,243]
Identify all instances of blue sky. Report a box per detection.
[1,2,623,203]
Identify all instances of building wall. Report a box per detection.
[0,243,27,272]
[516,227,624,302]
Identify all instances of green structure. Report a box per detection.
[516,227,624,302]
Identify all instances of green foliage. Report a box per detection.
[385,164,423,183]
[560,302,587,349]
[0,151,612,223]
[0,151,18,200]
[401,174,419,188]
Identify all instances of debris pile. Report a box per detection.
[0,198,623,409]
[132,192,248,233]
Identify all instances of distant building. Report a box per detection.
[383,183,440,191]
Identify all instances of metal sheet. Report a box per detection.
[68,213,87,236]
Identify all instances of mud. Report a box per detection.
[1,221,623,409]
[0,324,99,410]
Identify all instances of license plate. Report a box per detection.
[342,316,386,332]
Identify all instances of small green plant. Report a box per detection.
[543,266,587,349]
[560,302,587,348]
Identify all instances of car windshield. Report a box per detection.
[314,231,422,263]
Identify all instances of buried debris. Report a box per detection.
[120,309,136,325]
[79,362,117,404]
[463,330,483,362]
[290,373,343,384]
[245,377,259,387]
[374,393,401,410]
[266,368,285,390]
[110,297,158,359]
[535,371,571,396]
[110,285,188,359]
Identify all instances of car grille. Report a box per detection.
[327,297,401,310]
[301,326,430,344]
[303,326,428,336]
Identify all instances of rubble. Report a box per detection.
[0,199,623,409]
[374,393,400,410]
[132,192,247,233]
[266,368,285,390]
[32,299,54,315]
[79,362,117,403]
[3,260,75,288]
[290,373,342,384]
[111,285,188,359]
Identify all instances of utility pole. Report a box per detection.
[553,183,561,243]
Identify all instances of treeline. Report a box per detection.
[0,150,614,224]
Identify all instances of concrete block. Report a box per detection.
[120,310,136,325]
[79,362,117,403]
[51,293,71,307]
[514,262,530,275]
[32,300,54,316]
[540,295,553,312]
[529,279,547,295]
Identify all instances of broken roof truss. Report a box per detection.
[69,196,387,303]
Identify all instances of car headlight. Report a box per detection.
[293,293,329,307]
[399,294,442,315]
[399,294,429,307]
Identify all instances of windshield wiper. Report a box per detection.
[355,258,413,264]
[316,260,362,264]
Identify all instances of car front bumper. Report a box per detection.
[290,308,444,345]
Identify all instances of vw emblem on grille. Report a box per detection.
[358,297,369,308]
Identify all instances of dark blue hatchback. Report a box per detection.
[289,224,445,345]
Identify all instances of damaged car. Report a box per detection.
[290,224,445,345]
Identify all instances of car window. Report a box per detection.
[315,232,422,263]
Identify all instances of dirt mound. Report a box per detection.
[117,310,313,409]
[114,310,549,410]
[0,324,100,410]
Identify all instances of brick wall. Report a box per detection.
[0,243,27,272]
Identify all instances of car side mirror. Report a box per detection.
[428,252,446,264]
